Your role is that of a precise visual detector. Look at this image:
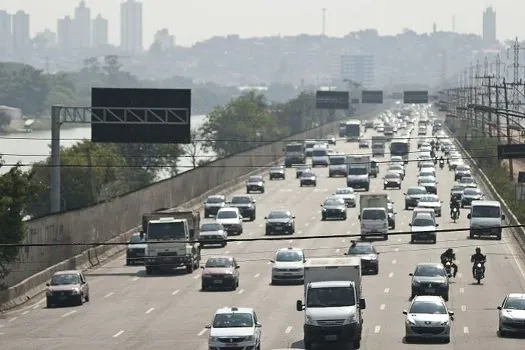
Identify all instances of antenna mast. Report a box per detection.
[322,8,326,36]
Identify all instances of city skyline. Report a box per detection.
[1,0,524,47]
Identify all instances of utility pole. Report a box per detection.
[477,56,494,136]
[504,79,514,181]
[321,8,326,36]
[495,54,502,142]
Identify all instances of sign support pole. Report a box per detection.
[50,106,62,214]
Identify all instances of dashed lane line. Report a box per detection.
[335,249,340,253]
[224,250,230,254]
[7,317,17,323]
[254,273,260,278]
[145,307,155,314]
[380,304,386,311]
[238,289,245,295]
[237,241,242,245]
[104,292,114,298]
[384,288,390,293]
[459,288,464,294]
[132,277,139,281]
[197,329,207,336]
[461,305,466,311]
[112,330,124,338]
[285,326,293,334]
[374,325,381,333]
[172,290,180,295]
[193,274,201,279]
[392,260,397,264]
[394,248,399,252]
[388,272,394,278]
[288,239,293,243]
[463,326,469,334]
[61,310,76,318]
[21,311,29,316]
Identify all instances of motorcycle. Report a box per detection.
[444,259,453,278]
[451,207,459,223]
[473,262,485,284]
[439,160,444,169]
[433,157,438,165]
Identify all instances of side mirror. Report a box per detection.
[436,224,439,227]
[46,283,50,287]
[403,193,407,195]
[200,266,205,269]
[408,223,412,226]
[252,200,256,203]
[264,216,268,219]
[344,252,348,255]
[235,266,240,269]
[448,311,455,316]
[269,259,275,263]
[255,323,262,328]
[502,214,506,220]
[497,306,502,310]
[296,300,304,311]
[467,213,471,219]
[402,310,408,315]
[292,216,296,219]
[359,298,366,309]
[409,273,413,276]
[205,324,211,329]
[358,215,361,220]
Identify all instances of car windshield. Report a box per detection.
[271,167,283,171]
[212,313,254,328]
[206,197,224,203]
[324,198,344,206]
[385,173,400,179]
[248,176,262,182]
[129,235,144,243]
[276,251,303,262]
[464,189,480,196]
[306,286,356,307]
[147,222,185,240]
[347,245,374,254]
[407,188,426,195]
[217,210,237,219]
[231,196,251,204]
[409,301,447,314]
[330,157,346,165]
[471,205,501,218]
[419,196,438,203]
[503,297,525,310]
[413,217,435,226]
[268,211,290,219]
[389,165,402,170]
[50,273,81,286]
[313,149,327,157]
[205,258,233,268]
[362,210,386,220]
[348,167,368,175]
[457,165,470,171]
[201,223,222,231]
[302,172,314,177]
[414,265,446,277]
[336,188,354,195]
[419,177,434,184]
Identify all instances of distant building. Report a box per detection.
[12,10,30,54]
[121,0,143,53]
[153,28,174,50]
[57,16,75,49]
[482,6,496,43]
[74,1,91,48]
[340,54,375,87]
[0,10,12,56]
[92,14,108,47]
[34,29,56,49]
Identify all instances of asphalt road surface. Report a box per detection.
[1,123,525,350]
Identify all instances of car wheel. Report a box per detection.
[201,284,206,291]
[443,294,449,302]
[126,258,132,266]
[85,293,90,302]
[77,295,83,306]
[46,298,52,308]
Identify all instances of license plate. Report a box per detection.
[274,227,282,230]
[58,295,67,300]
[425,288,435,293]
[325,335,337,341]
[213,280,223,284]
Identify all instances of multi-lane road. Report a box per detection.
[1,121,525,350]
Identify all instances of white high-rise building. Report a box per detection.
[120,0,143,53]
[74,1,91,48]
[0,10,12,56]
[12,10,30,54]
[92,14,108,47]
[153,28,174,50]
[340,54,375,88]
[482,6,496,43]
[57,16,75,49]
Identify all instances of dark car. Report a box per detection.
[265,210,296,235]
[461,187,483,207]
[229,195,256,221]
[418,176,438,195]
[200,256,240,291]
[203,194,226,218]
[295,165,311,179]
[359,139,369,148]
[404,186,428,210]
[454,164,472,181]
[383,172,402,190]
[246,175,265,193]
[410,263,449,301]
[300,171,317,187]
[126,232,146,265]
[46,270,90,307]
[450,184,466,201]
[344,242,379,274]
[269,166,286,180]
[321,197,347,220]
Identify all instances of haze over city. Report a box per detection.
[1,0,524,46]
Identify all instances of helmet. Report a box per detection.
[475,247,481,253]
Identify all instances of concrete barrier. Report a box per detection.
[0,106,381,310]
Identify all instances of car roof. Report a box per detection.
[269,209,291,214]
[214,306,254,315]
[415,262,442,268]
[218,207,240,212]
[206,256,234,262]
[507,293,525,299]
[413,212,433,219]
[53,270,81,276]
[277,247,303,253]
[207,195,225,199]
[350,242,373,248]
[231,194,251,199]
[412,295,445,303]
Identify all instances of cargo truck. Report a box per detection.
[346,156,370,191]
[143,209,201,275]
[358,194,389,240]
[371,136,386,157]
[284,142,306,167]
[296,257,366,350]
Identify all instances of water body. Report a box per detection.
[0,114,212,175]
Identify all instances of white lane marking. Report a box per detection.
[374,325,381,333]
[267,261,271,265]
[397,238,401,242]
[145,307,155,314]
[237,241,242,245]
[32,302,42,310]
[104,292,114,298]
[335,249,340,253]
[459,288,464,294]
[392,260,397,264]
[280,189,293,192]
[0,324,4,328]
[247,232,253,236]
[172,290,179,296]
[298,231,303,234]
[380,304,386,311]
[238,289,245,295]
[461,305,467,311]
[388,272,394,278]
[193,274,201,279]
[305,223,309,227]
[288,239,293,243]
[384,288,390,293]
[225,250,230,254]
[197,328,207,336]
[112,330,124,338]
[61,310,76,318]
[395,247,399,252]
[21,311,29,316]
[258,224,263,228]
[254,273,260,278]
[311,216,316,220]
[8,317,17,322]
[463,326,469,334]
[285,326,293,334]
[341,238,346,243]
[132,277,139,281]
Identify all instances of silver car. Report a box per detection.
[333,187,356,207]
[498,293,525,337]
[404,295,453,343]
[416,195,443,217]
[199,222,228,247]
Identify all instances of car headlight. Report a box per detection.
[412,280,420,286]
[46,290,53,296]
[441,321,449,326]
[244,335,255,341]
[272,268,278,273]
[71,288,80,294]
[209,336,220,342]
[322,208,326,211]
[305,315,314,325]
[406,318,416,325]
[384,181,388,185]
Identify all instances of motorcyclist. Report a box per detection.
[450,196,461,218]
[440,248,458,277]
[471,247,487,278]
[430,149,436,159]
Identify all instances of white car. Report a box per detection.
[206,307,262,349]
[498,293,525,337]
[416,195,443,217]
[215,207,243,235]
[410,213,438,244]
[388,164,405,179]
[199,222,228,247]
[270,247,305,284]
[333,187,356,207]
[404,295,453,343]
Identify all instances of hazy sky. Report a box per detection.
[1,0,523,47]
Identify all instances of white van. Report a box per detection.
[311,145,329,167]
[467,200,505,240]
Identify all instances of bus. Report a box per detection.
[345,120,361,142]
[390,138,410,163]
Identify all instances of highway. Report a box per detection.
[2,121,525,350]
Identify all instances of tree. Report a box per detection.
[182,128,206,169]
[200,91,285,156]
[0,158,40,282]
[0,110,12,131]
[273,92,320,135]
